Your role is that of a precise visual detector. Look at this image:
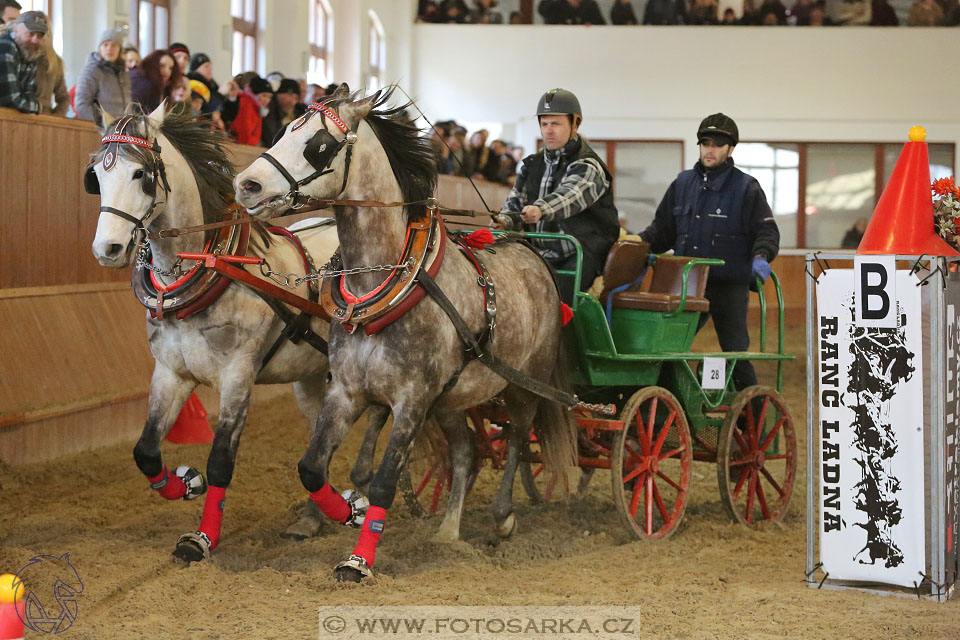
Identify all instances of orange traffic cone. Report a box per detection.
[858,126,959,256]
[165,392,214,444]
[0,574,25,640]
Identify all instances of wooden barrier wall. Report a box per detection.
[0,107,808,465]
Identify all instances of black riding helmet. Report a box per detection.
[697,113,739,146]
[536,88,582,125]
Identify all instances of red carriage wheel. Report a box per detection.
[611,387,692,540]
[716,386,796,525]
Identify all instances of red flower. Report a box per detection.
[932,176,956,196]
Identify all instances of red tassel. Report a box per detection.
[561,303,574,326]
[463,228,495,249]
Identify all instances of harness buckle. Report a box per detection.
[425,197,439,210]
[345,131,358,145]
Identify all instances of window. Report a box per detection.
[736,141,956,248]
[231,0,257,76]
[308,0,333,85]
[368,10,385,91]
[19,0,48,11]
[130,0,169,56]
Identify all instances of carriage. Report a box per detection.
[401,232,797,540]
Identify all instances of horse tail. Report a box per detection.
[532,339,580,493]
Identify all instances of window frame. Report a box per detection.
[130,0,170,55]
[231,0,258,76]
[308,0,333,85]
[367,9,385,91]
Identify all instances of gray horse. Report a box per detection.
[88,103,386,562]
[235,86,579,581]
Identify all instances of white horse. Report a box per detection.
[88,103,382,562]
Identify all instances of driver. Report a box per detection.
[493,88,620,302]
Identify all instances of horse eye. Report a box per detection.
[133,169,144,179]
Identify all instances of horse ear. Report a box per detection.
[92,102,113,135]
[340,90,380,130]
[332,83,350,100]
[145,100,166,133]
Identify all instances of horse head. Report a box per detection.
[235,83,381,215]
[88,102,171,268]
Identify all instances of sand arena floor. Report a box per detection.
[2,326,960,639]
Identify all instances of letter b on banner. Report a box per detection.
[855,256,897,328]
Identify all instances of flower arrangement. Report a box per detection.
[932,176,960,250]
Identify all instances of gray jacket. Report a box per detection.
[74,51,130,121]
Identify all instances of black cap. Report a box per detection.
[248,76,273,95]
[189,52,210,72]
[168,42,189,56]
[276,78,301,95]
[14,10,48,34]
[697,113,739,146]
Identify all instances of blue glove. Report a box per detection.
[752,256,771,282]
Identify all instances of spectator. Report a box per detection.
[870,0,900,23]
[469,0,504,22]
[121,44,140,70]
[217,74,243,130]
[540,0,607,24]
[789,0,814,23]
[0,0,19,24]
[840,217,868,248]
[438,0,470,22]
[168,42,189,74]
[129,49,181,112]
[941,0,960,24]
[261,77,305,146]
[417,0,442,22]
[643,0,687,24]
[740,0,763,23]
[721,7,740,22]
[908,0,943,23]
[483,139,511,183]
[186,52,222,115]
[323,81,339,97]
[828,0,871,24]
[611,0,640,23]
[306,82,323,103]
[809,0,834,23]
[689,0,721,23]
[74,28,131,121]
[509,10,525,22]
[296,77,307,103]
[0,10,47,114]
[230,74,272,146]
[35,27,67,115]
[760,0,788,21]
[169,76,190,105]
[762,9,781,21]
[188,78,210,116]
[265,70,284,91]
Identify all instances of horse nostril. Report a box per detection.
[106,243,124,258]
[241,179,262,194]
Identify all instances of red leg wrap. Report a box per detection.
[198,486,226,549]
[309,483,351,523]
[147,466,186,500]
[352,506,386,566]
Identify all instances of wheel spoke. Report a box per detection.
[744,469,758,523]
[657,470,683,492]
[431,474,445,513]
[645,476,654,535]
[727,457,752,468]
[623,467,644,485]
[756,475,771,520]
[733,466,751,499]
[543,473,557,501]
[759,417,786,453]
[763,454,791,461]
[658,445,685,461]
[645,398,658,453]
[732,428,750,455]
[628,473,644,518]
[624,441,644,463]
[532,464,544,479]
[651,478,670,523]
[753,397,770,448]
[652,410,676,456]
[760,466,785,497]
[415,466,436,496]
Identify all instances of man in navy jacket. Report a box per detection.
[640,113,780,391]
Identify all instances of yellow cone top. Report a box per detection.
[0,574,23,604]
[909,126,927,142]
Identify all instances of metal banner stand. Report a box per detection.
[805,253,959,601]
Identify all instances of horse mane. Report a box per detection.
[327,86,438,221]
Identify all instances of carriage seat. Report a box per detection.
[600,243,711,314]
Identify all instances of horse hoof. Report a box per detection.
[172,531,211,564]
[334,555,372,582]
[174,466,207,501]
[496,512,517,539]
[282,515,324,540]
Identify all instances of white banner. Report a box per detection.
[817,268,925,586]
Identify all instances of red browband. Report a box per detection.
[101,134,157,150]
[307,103,349,133]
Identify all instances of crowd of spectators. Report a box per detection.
[417,0,960,25]
[0,0,344,149]
[429,119,524,186]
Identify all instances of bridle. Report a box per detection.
[84,114,171,242]
[256,101,358,209]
